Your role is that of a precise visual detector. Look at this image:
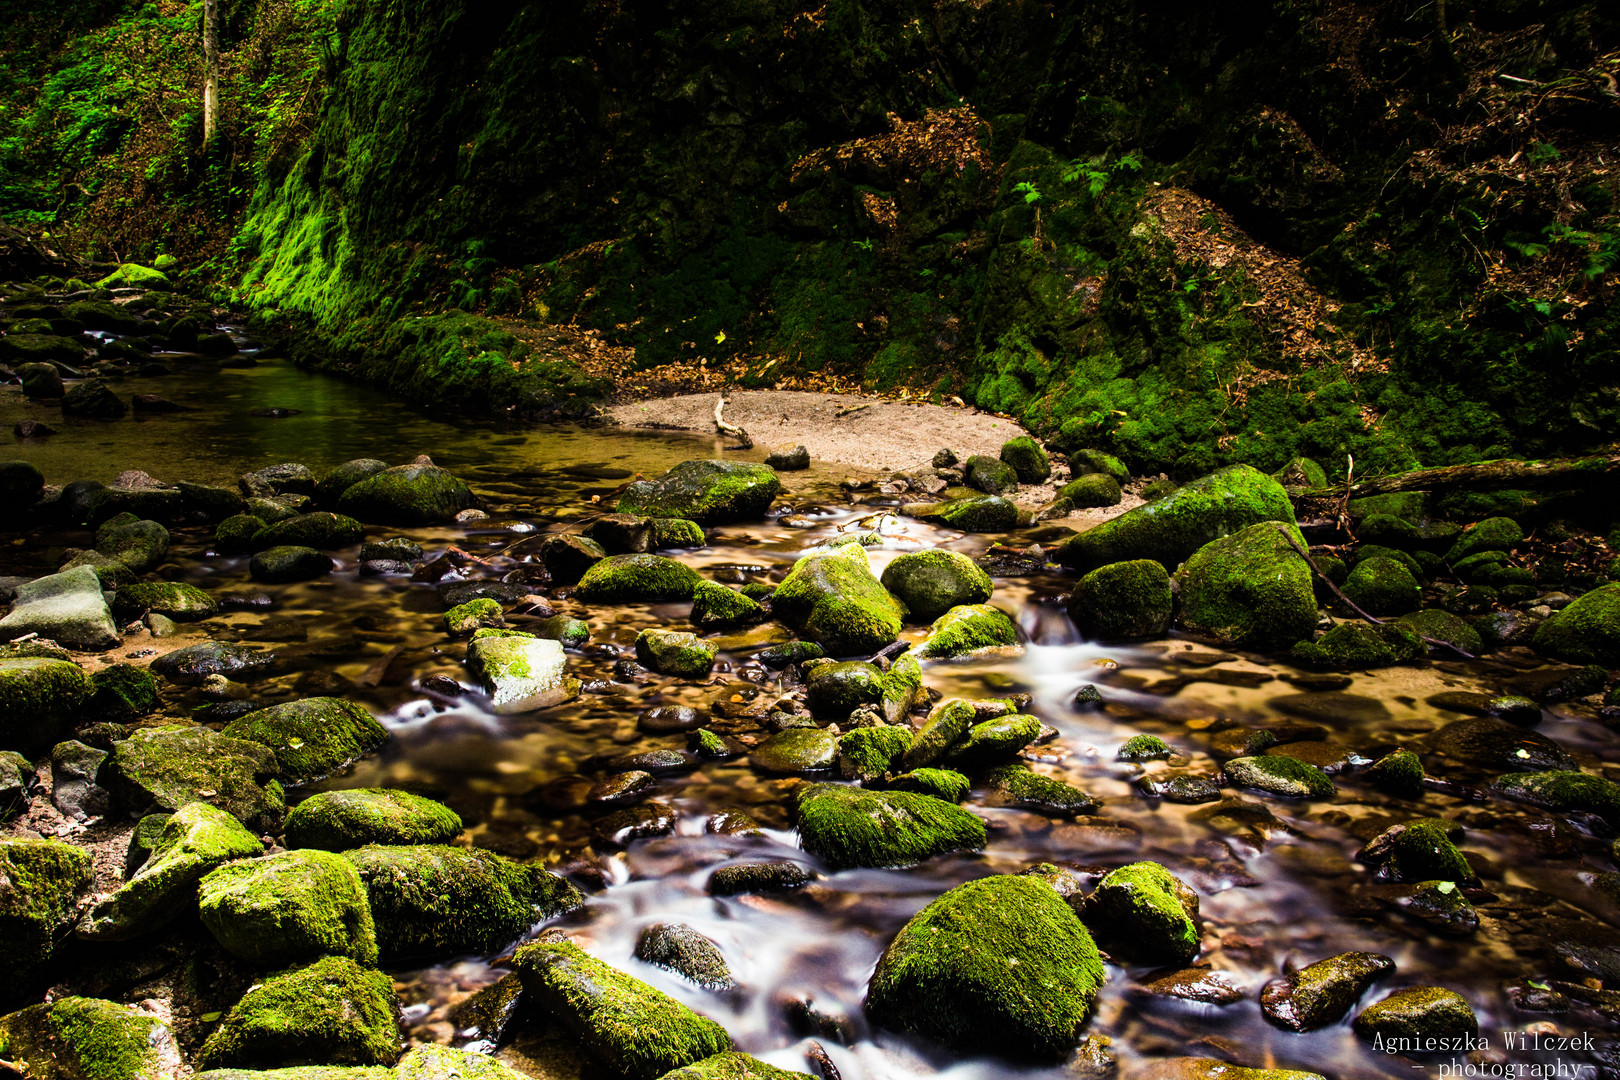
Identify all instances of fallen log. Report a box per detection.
[1298,453,1620,500]
[714,394,753,449]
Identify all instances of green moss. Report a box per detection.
[1262,951,1395,1032]
[1173,522,1317,650]
[575,554,704,602]
[652,518,706,549]
[888,768,970,802]
[1117,734,1171,761]
[113,581,220,622]
[838,725,913,783]
[395,1045,528,1080]
[445,598,505,636]
[866,874,1106,1059]
[963,455,1020,495]
[1493,770,1620,828]
[1446,517,1524,562]
[1070,449,1130,484]
[635,629,717,677]
[1085,861,1201,964]
[0,838,91,986]
[690,580,763,629]
[879,549,993,622]
[195,1068,395,1079]
[102,725,285,831]
[342,844,581,961]
[1396,609,1483,655]
[511,940,731,1080]
[918,603,1019,658]
[805,661,885,718]
[689,728,729,757]
[1273,457,1328,489]
[795,783,985,870]
[96,263,170,290]
[223,698,389,786]
[616,460,781,524]
[1057,473,1122,507]
[984,764,1098,817]
[1291,621,1423,670]
[657,1052,812,1080]
[880,654,923,724]
[1353,987,1478,1044]
[217,515,268,554]
[335,463,475,525]
[1070,558,1173,641]
[251,513,364,552]
[942,714,1042,769]
[0,657,90,754]
[998,437,1051,483]
[1366,749,1425,796]
[1361,819,1474,882]
[80,801,264,941]
[1224,755,1335,798]
[199,849,378,967]
[900,699,977,770]
[771,543,906,656]
[284,789,462,850]
[1341,556,1421,617]
[901,496,1021,533]
[0,997,175,1080]
[196,956,402,1070]
[1532,584,1620,665]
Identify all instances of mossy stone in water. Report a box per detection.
[658,1052,814,1080]
[888,768,970,802]
[866,874,1106,1059]
[635,629,716,677]
[918,603,1019,658]
[1290,621,1423,670]
[1069,559,1173,641]
[1085,861,1201,965]
[1341,556,1421,616]
[113,581,219,622]
[796,784,985,870]
[900,698,976,770]
[534,614,590,648]
[59,548,137,589]
[0,996,180,1080]
[150,641,275,685]
[445,598,504,636]
[1174,523,1316,651]
[984,764,1098,817]
[199,849,378,967]
[285,789,462,850]
[0,657,90,754]
[690,580,763,629]
[1366,749,1425,796]
[752,728,839,774]
[1118,734,1171,761]
[250,545,334,583]
[615,459,781,524]
[1493,770,1620,828]
[771,544,904,656]
[102,725,284,830]
[196,956,403,1070]
[1260,951,1395,1032]
[336,462,475,525]
[942,714,1041,769]
[343,844,581,961]
[1359,819,1473,882]
[94,514,170,573]
[838,725,913,782]
[251,513,364,552]
[1224,755,1335,798]
[0,837,91,987]
[1058,465,1295,573]
[575,554,703,602]
[79,801,263,941]
[805,660,885,717]
[880,653,923,724]
[223,698,388,786]
[194,1068,393,1080]
[706,860,811,896]
[964,454,1020,494]
[1352,987,1478,1045]
[652,518,706,548]
[1532,583,1620,665]
[1059,473,1122,508]
[216,514,267,554]
[466,633,579,713]
[315,459,390,507]
[512,940,732,1080]
[1446,516,1524,562]
[901,495,1020,532]
[395,1045,527,1080]
[1397,609,1483,655]
[634,923,735,991]
[879,549,993,622]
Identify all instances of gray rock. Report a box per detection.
[150,641,275,685]
[49,740,109,820]
[765,445,810,471]
[94,514,169,573]
[635,923,736,990]
[0,565,120,650]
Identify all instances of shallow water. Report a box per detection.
[5,353,1619,1079]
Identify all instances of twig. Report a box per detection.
[868,640,910,664]
[714,394,753,449]
[834,403,871,418]
[1337,453,1356,541]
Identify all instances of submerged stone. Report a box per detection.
[1429,717,1575,772]
[796,783,985,870]
[196,956,403,1070]
[616,459,781,524]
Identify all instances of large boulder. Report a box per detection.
[795,784,985,870]
[0,565,120,651]
[466,632,579,713]
[196,956,403,1070]
[917,604,1020,658]
[79,801,263,940]
[574,554,703,602]
[199,849,378,967]
[149,641,275,685]
[1084,861,1201,965]
[0,997,182,1080]
[511,940,732,1080]
[1532,583,1620,666]
[251,513,364,551]
[222,698,388,786]
[1174,523,1317,651]
[101,725,285,830]
[343,844,581,961]
[95,514,170,573]
[315,459,389,507]
[865,874,1107,1059]
[111,581,219,622]
[879,549,993,621]
[0,656,90,753]
[336,462,475,525]
[963,454,1019,494]
[0,838,91,989]
[1058,464,1295,572]
[771,544,905,656]
[615,459,781,524]
[284,789,462,851]
[1068,559,1173,641]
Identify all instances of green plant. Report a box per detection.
[1012,181,1042,205]
[1061,153,1143,197]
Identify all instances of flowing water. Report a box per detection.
[4,348,1619,1079]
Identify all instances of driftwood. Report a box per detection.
[1298,453,1620,501]
[714,394,753,449]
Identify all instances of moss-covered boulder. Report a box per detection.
[1290,621,1423,670]
[79,801,263,941]
[634,923,736,991]
[901,495,1020,532]
[314,459,390,507]
[0,566,120,651]
[879,549,993,622]
[512,940,731,1080]
[805,660,885,718]
[1341,556,1421,616]
[393,1045,527,1080]
[102,725,285,830]
[689,580,764,629]
[1352,987,1478,1045]
[918,603,1019,658]
[251,513,364,552]
[942,714,1042,769]
[1058,473,1123,508]
[899,698,976,770]
[888,768,970,802]
[1358,819,1473,882]
[984,764,1098,816]
[1058,465,1295,573]
[343,844,581,961]
[199,849,378,967]
[250,545,334,583]
[1493,770,1620,828]
[751,728,839,773]
[574,553,704,602]
[444,598,504,636]
[963,454,1020,494]
[616,459,781,524]
[335,463,475,525]
[635,629,716,677]
[223,698,388,786]
[1446,517,1523,562]
[0,997,181,1080]
[1273,457,1329,489]
[795,784,985,870]
[1173,523,1316,651]
[1365,749,1425,796]
[657,1053,813,1080]
[466,632,579,713]
[1224,755,1335,798]
[866,874,1106,1059]
[999,436,1051,483]
[97,262,170,289]
[1397,609,1483,656]
[95,514,169,574]
[216,514,268,554]
[113,581,219,623]
[1260,951,1395,1032]
[196,956,403,1070]
[1069,559,1173,641]
[0,656,90,754]
[1532,583,1620,665]
[0,838,91,987]
[284,789,462,850]
[1084,861,1200,965]
[59,548,136,589]
[652,518,706,548]
[771,543,905,656]
[837,725,913,783]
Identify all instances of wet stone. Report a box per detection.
[604,749,698,774]
[708,860,813,896]
[1428,717,1576,772]
[1137,774,1222,804]
[635,923,736,991]
[1267,691,1391,726]
[751,728,839,774]
[588,770,656,803]
[1260,951,1395,1032]
[1135,967,1245,1006]
[639,706,702,734]
[593,801,678,847]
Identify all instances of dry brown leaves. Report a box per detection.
[791,106,991,185]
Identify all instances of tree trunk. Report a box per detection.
[1299,454,1620,500]
[202,0,221,145]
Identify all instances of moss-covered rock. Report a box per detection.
[533,614,590,648]
[963,454,1020,494]
[1397,609,1483,656]
[796,783,984,870]
[199,849,377,967]
[249,545,334,583]
[1058,473,1123,508]
[0,750,30,820]
[284,789,462,851]
[751,728,839,773]
[1058,465,1295,573]
[1341,556,1421,616]
[0,566,121,652]
[466,632,579,713]
[0,996,181,1080]
[1532,583,1620,665]
[217,514,269,554]
[102,725,285,830]
[634,923,735,992]
[335,463,475,525]
[1366,749,1425,797]
[250,513,364,552]
[343,844,581,961]
[0,838,91,988]
[901,495,1020,532]
[1358,819,1474,882]
[1174,523,1316,651]
[196,956,403,1070]
[652,518,707,549]
[444,598,504,636]
[1069,559,1173,641]
[942,714,1041,769]
[771,543,905,656]
[1493,770,1620,828]
[898,698,975,771]
[888,767,970,802]
[512,940,731,1080]
[1261,951,1395,1032]
[315,459,390,508]
[0,656,90,754]
[635,629,716,677]
[113,581,220,623]
[193,1068,393,1080]
[805,661,885,718]
[1224,755,1335,798]
[63,379,129,418]
[1290,621,1423,670]
[837,725,913,782]
[866,874,1106,1059]
[223,698,388,786]
[657,1052,813,1080]
[918,603,1019,658]
[79,801,263,941]
[59,548,136,589]
[1446,517,1523,562]
[984,763,1098,817]
[998,436,1051,483]
[574,554,704,602]
[689,580,764,629]
[1273,457,1329,489]
[97,263,170,290]
[1118,734,1171,761]
[95,514,169,574]
[1352,987,1478,1045]
[616,459,781,524]
[879,549,993,622]
[1085,861,1201,965]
